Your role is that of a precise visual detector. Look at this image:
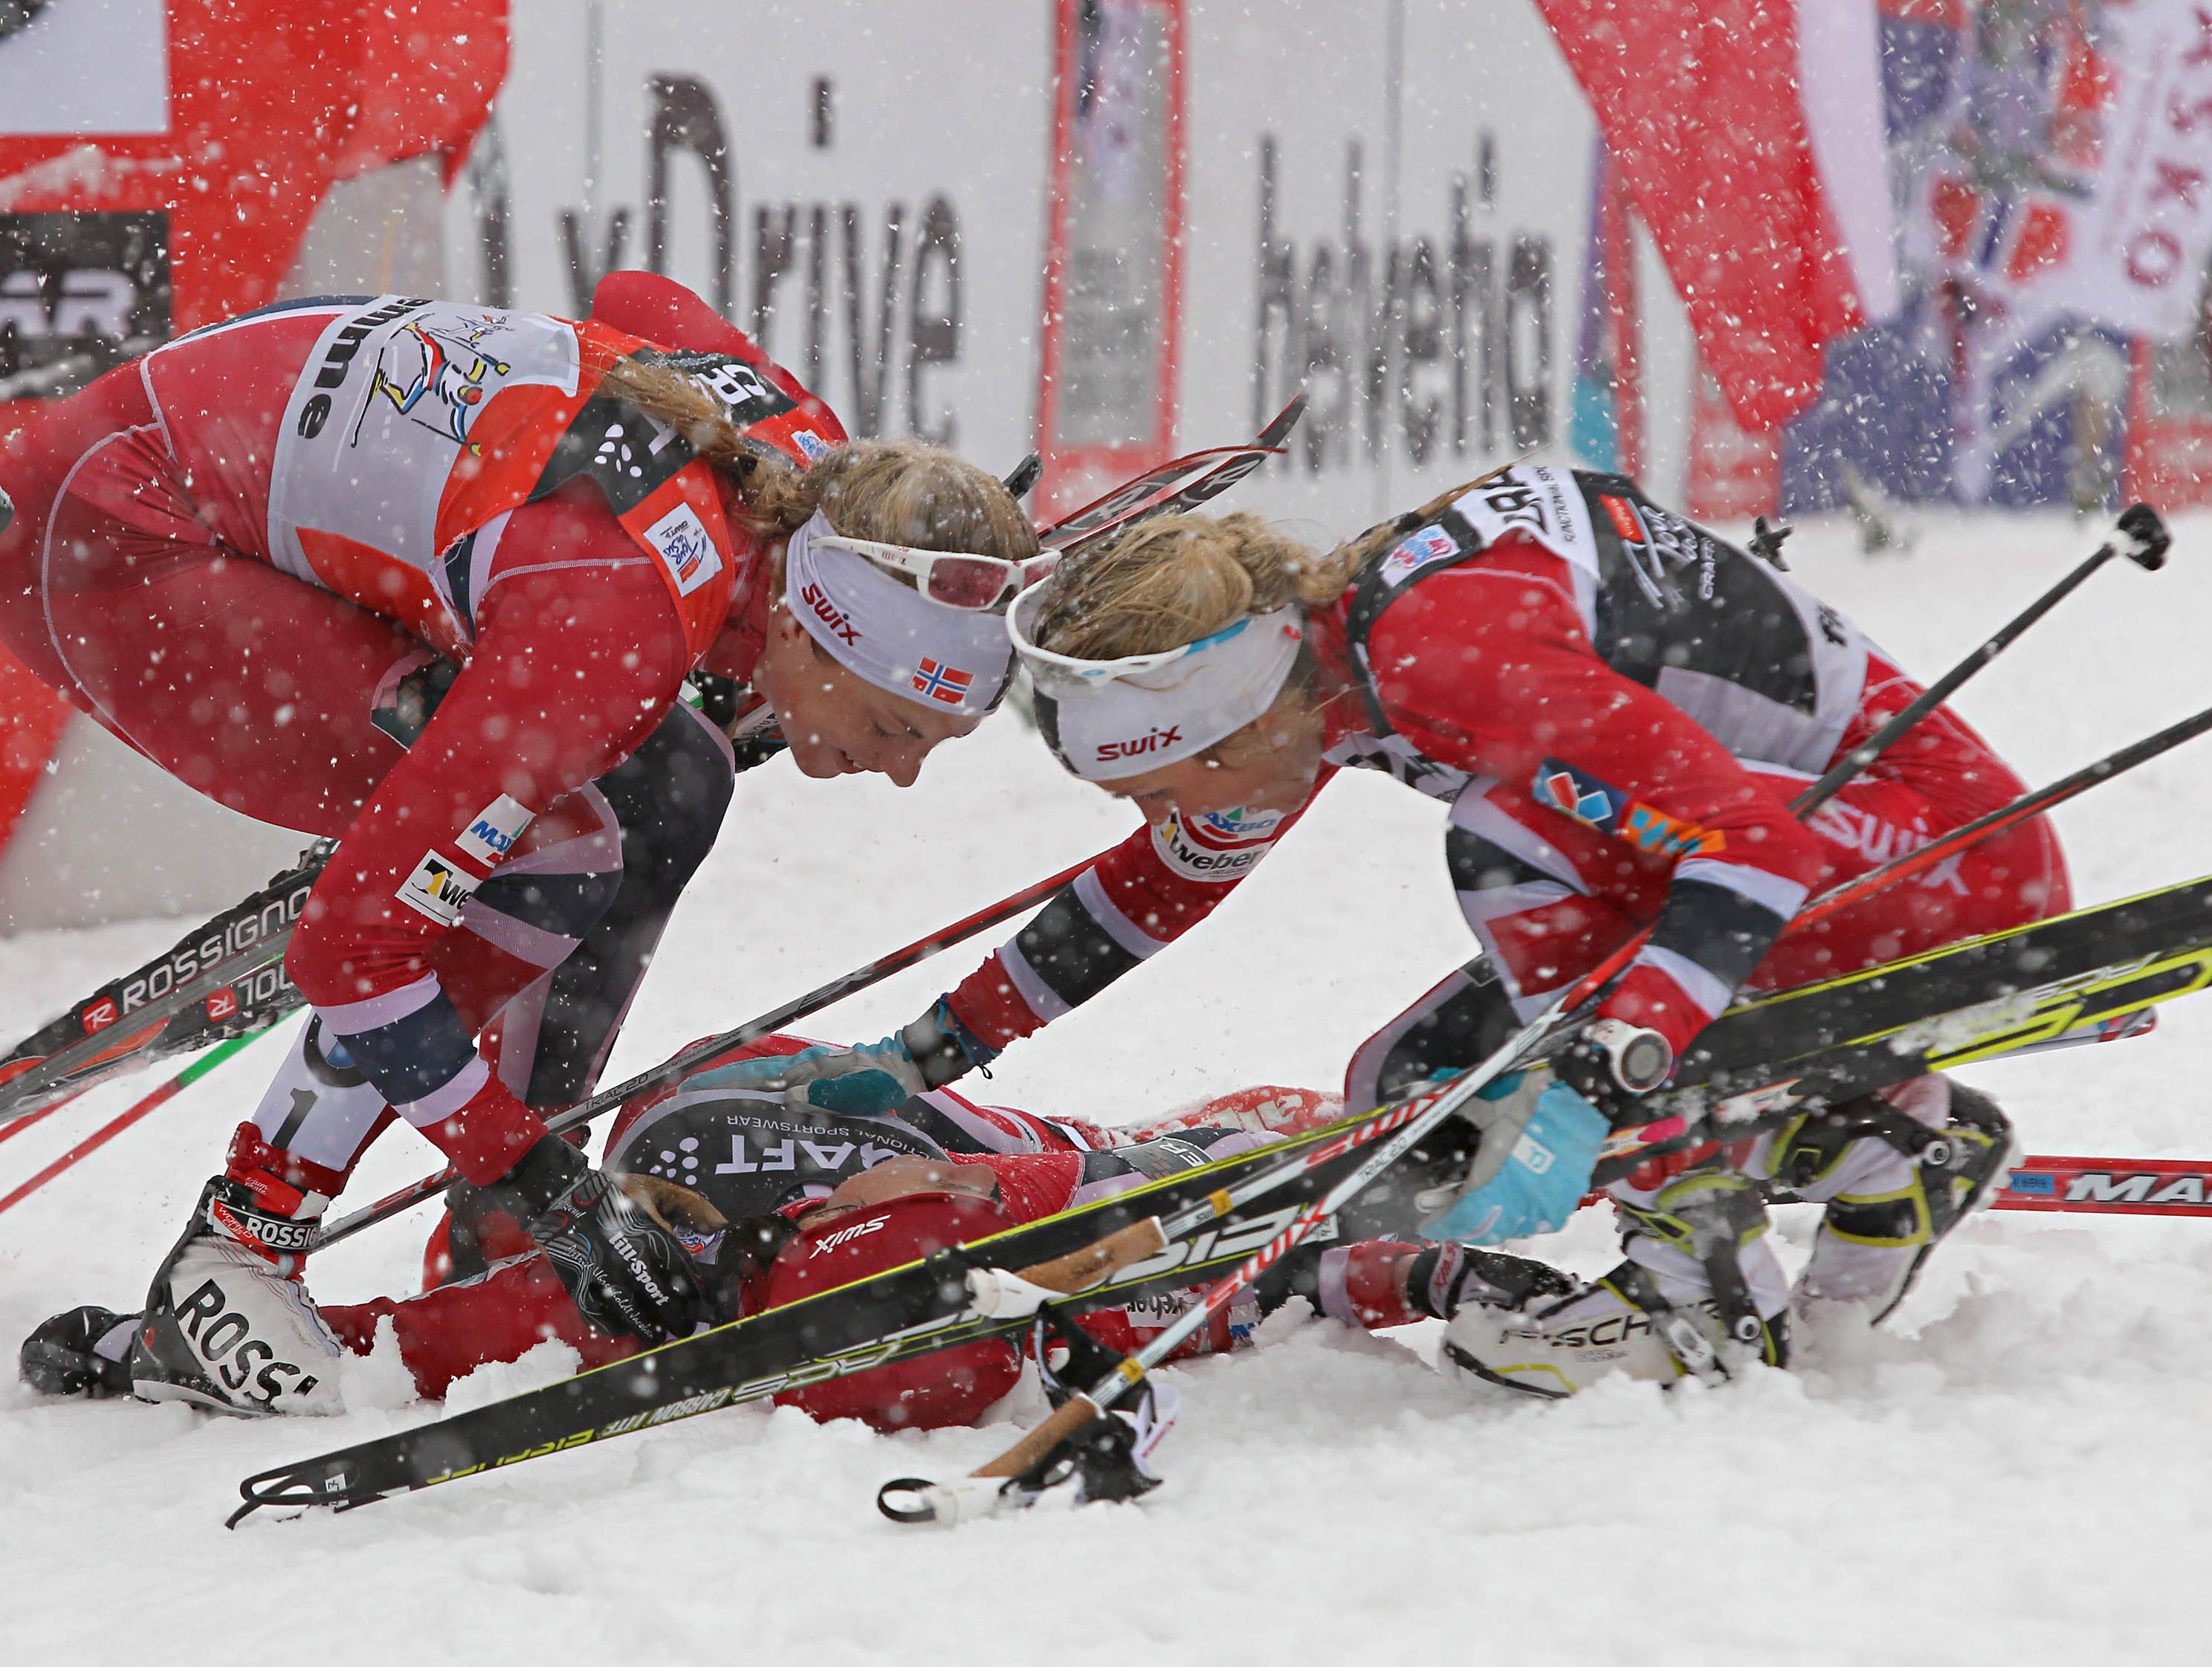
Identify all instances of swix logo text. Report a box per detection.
[810,1215,887,1257]
[1097,725,1183,764]
[801,580,861,645]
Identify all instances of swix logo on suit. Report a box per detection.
[1532,757,1725,858]
[1096,725,1183,765]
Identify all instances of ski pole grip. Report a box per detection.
[2115,502,2170,570]
[1013,1217,1169,1295]
[973,1391,1102,1480]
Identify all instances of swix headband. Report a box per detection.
[1010,581,1305,781]
[783,511,1012,716]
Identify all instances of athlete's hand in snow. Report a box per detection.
[688,1000,995,1118]
[1415,1021,1672,1246]
[485,1136,706,1345]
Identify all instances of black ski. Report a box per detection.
[0,844,327,1121]
[231,872,2212,1521]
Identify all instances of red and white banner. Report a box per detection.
[1912,0,2212,343]
[1535,0,1897,432]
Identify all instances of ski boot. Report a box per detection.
[19,1305,136,1398]
[130,1141,343,1416]
[1793,1080,2020,1323]
[1444,1170,1790,1397]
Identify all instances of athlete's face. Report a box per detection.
[754,605,980,786]
[1099,708,1325,826]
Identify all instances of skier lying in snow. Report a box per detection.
[721,465,2060,1391]
[0,273,1046,1417]
[23,1024,2019,1425]
[22,1035,1570,1426]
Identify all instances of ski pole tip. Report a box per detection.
[2116,502,2170,571]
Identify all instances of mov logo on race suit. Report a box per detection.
[1151,804,1287,884]
[0,210,169,400]
[1531,757,1725,857]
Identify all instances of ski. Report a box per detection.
[1994,1155,2212,1218]
[0,844,327,1121]
[1035,392,1305,553]
[230,873,2212,1521]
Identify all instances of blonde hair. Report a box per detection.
[1029,473,1513,660]
[596,356,1035,564]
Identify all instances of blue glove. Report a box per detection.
[684,1000,995,1119]
[688,1036,925,1118]
[1417,1081,1608,1246]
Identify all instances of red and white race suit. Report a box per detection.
[946,465,2068,1107]
[0,274,842,1195]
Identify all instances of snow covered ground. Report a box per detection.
[3,508,2209,1665]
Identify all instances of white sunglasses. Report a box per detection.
[813,534,1058,612]
[1007,578,1296,697]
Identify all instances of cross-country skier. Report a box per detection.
[0,272,1041,1417]
[25,1038,1560,1445]
[722,466,2063,1393]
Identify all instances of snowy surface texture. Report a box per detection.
[2,510,2208,1665]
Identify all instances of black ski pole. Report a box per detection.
[1793,503,2170,817]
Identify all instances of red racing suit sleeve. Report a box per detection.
[944,780,1333,1052]
[283,480,693,1184]
[1362,535,1827,1057]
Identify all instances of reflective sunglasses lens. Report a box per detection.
[924,556,1014,609]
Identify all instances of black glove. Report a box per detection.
[1551,1017,1674,1125]
[488,1136,707,1346]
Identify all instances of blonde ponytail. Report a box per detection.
[595,356,1035,564]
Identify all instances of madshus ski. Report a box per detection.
[0,844,327,1121]
[231,873,2212,1523]
[1996,1155,2212,1217]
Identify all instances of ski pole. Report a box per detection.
[1792,502,2170,817]
[0,1029,270,1220]
[307,846,1116,1253]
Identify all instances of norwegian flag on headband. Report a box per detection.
[912,658,975,705]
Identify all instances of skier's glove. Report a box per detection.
[488,1136,707,1346]
[1416,1021,1672,1246]
[689,999,997,1118]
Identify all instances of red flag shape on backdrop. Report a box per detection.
[1536,0,1889,431]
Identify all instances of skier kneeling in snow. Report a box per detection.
[740,466,2064,1397]
[25,1037,1565,1434]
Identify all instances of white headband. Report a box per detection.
[1009,580,1305,781]
[783,511,1012,716]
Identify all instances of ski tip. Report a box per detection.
[0,485,12,539]
[1001,452,1042,501]
[2117,502,2170,571]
